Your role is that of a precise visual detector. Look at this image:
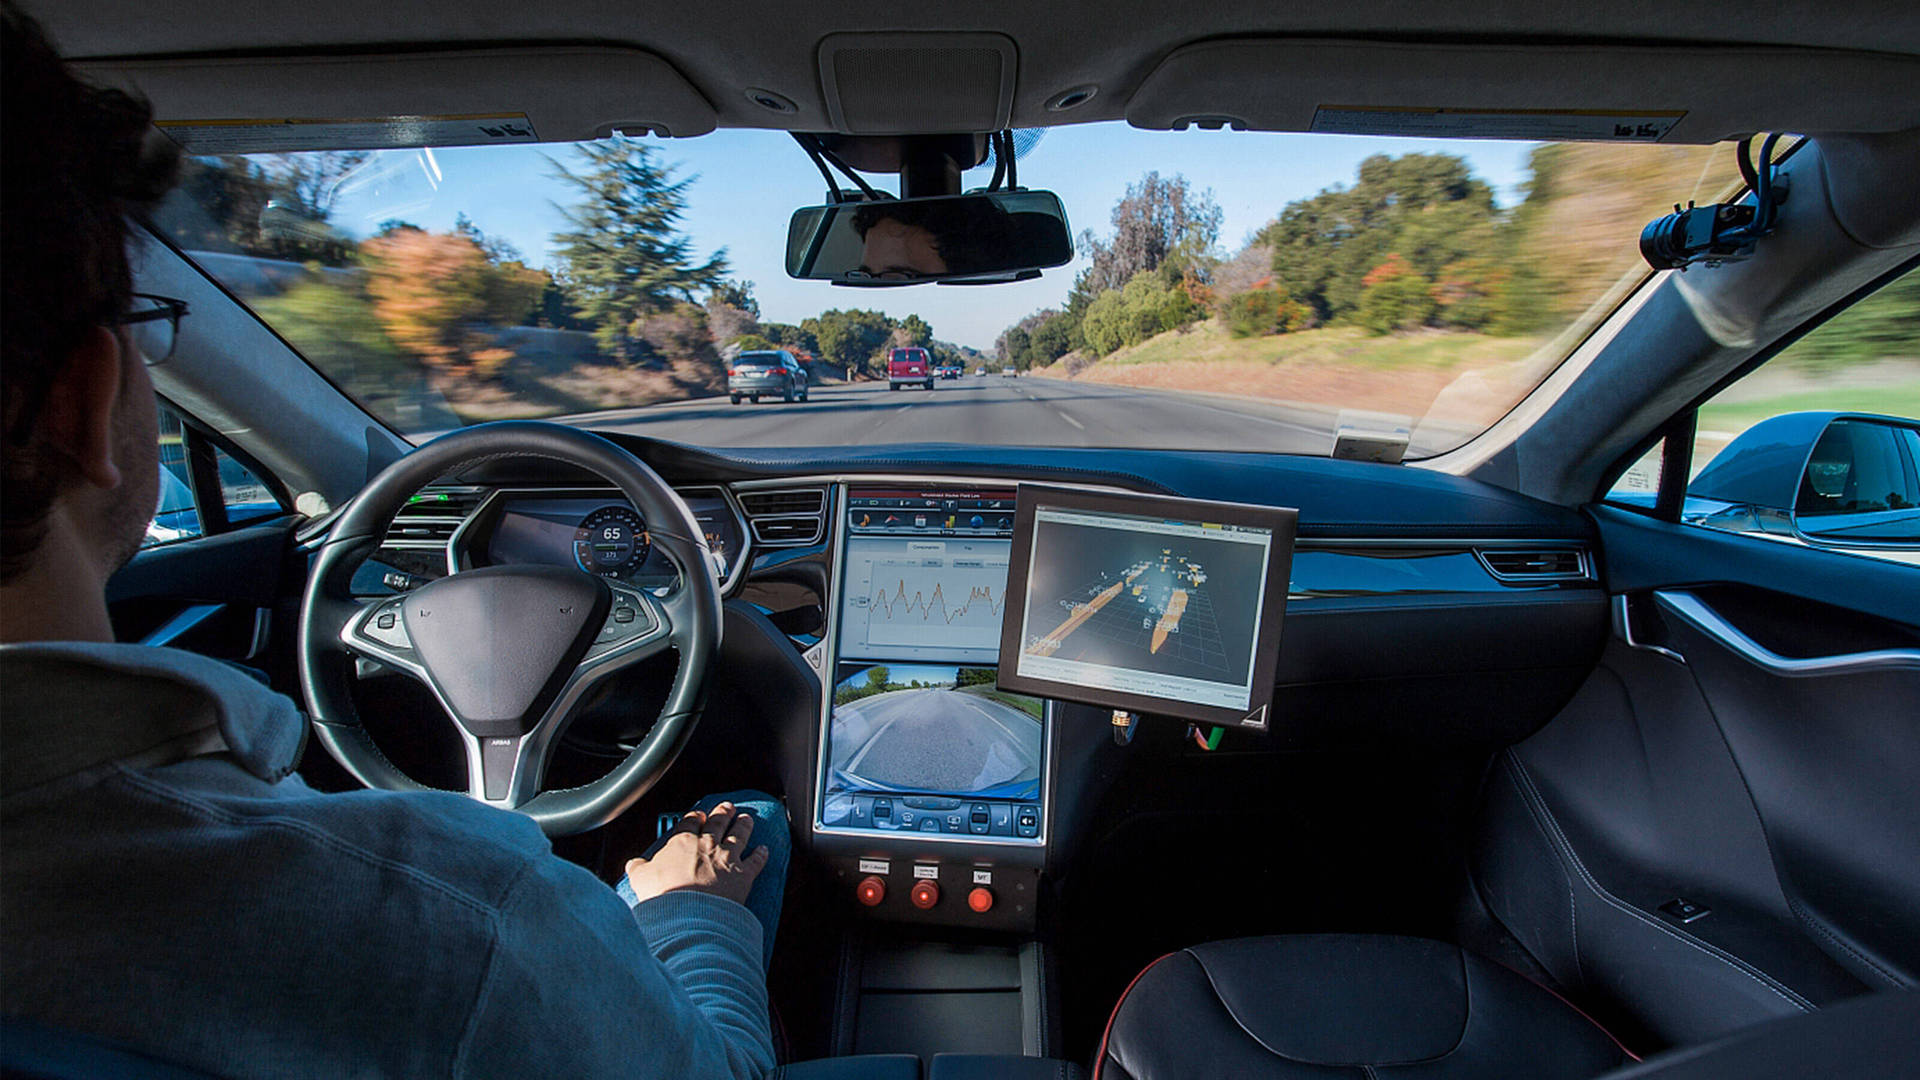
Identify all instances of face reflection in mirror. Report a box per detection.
[857,215,948,280]
[787,191,1073,282]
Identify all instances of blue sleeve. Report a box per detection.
[454,853,773,1079]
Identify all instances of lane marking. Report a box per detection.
[1053,409,1085,430]
[956,692,1033,748]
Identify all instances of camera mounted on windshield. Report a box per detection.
[1639,133,1790,272]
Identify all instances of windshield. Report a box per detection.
[152,126,1741,457]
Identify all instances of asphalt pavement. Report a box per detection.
[833,688,1042,793]
[575,375,1347,453]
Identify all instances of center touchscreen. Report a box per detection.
[820,489,1047,842]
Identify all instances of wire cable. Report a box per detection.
[792,133,844,203]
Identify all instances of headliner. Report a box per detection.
[30,1,1920,138]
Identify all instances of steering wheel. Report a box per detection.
[298,421,722,836]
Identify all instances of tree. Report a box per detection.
[708,279,760,317]
[1225,286,1306,338]
[550,138,728,359]
[803,309,895,376]
[1356,254,1437,334]
[362,229,545,378]
[1258,153,1497,325]
[452,213,524,264]
[865,666,891,690]
[999,326,1031,367]
[898,314,933,346]
[1028,312,1079,366]
[1079,270,1204,355]
[762,322,821,357]
[1430,257,1510,331]
[1078,172,1223,295]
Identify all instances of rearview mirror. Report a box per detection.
[785,191,1074,285]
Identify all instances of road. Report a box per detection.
[832,687,1042,793]
[575,375,1349,453]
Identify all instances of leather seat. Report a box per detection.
[1096,935,1629,1079]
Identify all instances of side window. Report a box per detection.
[216,445,282,526]
[148,407,204,547]
[1605,437,1666,505]
[143,403,286,548]
[1613,267,1919,564]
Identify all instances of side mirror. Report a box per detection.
[785,190,1073,285]
[1790,417,1920,545]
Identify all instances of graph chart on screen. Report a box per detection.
[857,562,1008,651]
[840,531,1013,661]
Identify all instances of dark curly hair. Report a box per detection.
[850,197,1014,277]
[2,2,181,582]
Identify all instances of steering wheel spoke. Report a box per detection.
[340,596,427,675]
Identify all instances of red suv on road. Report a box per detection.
[888,347,934,391]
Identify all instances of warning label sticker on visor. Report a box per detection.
[1309,107,1684,142]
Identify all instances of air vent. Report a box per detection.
[740,487,827,547]
[1475,547,1591,582]
[382,486,485,550]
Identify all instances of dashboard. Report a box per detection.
[360,443,1610,925]
[367,441,1609,821]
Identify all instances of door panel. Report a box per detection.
[1654,590,1920,991]
[108,520,299,665]
[1472,505,1920,1050]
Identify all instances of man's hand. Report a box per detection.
[625,802,769,907]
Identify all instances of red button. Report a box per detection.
[856,875,886,907]
[910,879,941,910]
[968,887,994,913]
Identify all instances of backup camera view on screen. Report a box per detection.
[825,664,1044,801]
[1014,507,1275,711]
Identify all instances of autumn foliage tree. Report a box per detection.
[1224,283,1307,338]
[1356,254,1437,334]
[362,228,545,379]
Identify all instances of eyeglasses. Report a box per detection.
[114,294,190,365]
[843,269,922,283]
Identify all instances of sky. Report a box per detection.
[324,123,1540,351]
[838,663,959,690]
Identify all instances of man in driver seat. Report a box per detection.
[0,8,785,1076]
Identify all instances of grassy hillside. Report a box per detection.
[1037,321,1548,426]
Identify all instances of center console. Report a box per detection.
[812,485,1050,929]
[802,480,1296,1067]
[808,480,1296,934]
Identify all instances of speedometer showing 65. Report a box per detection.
[572,506,650,577]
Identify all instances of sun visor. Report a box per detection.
[1125,39,1920,144]
[78,47,717,153]
[818,33,1016,135]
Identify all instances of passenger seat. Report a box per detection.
[1097,934,1628,1078]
